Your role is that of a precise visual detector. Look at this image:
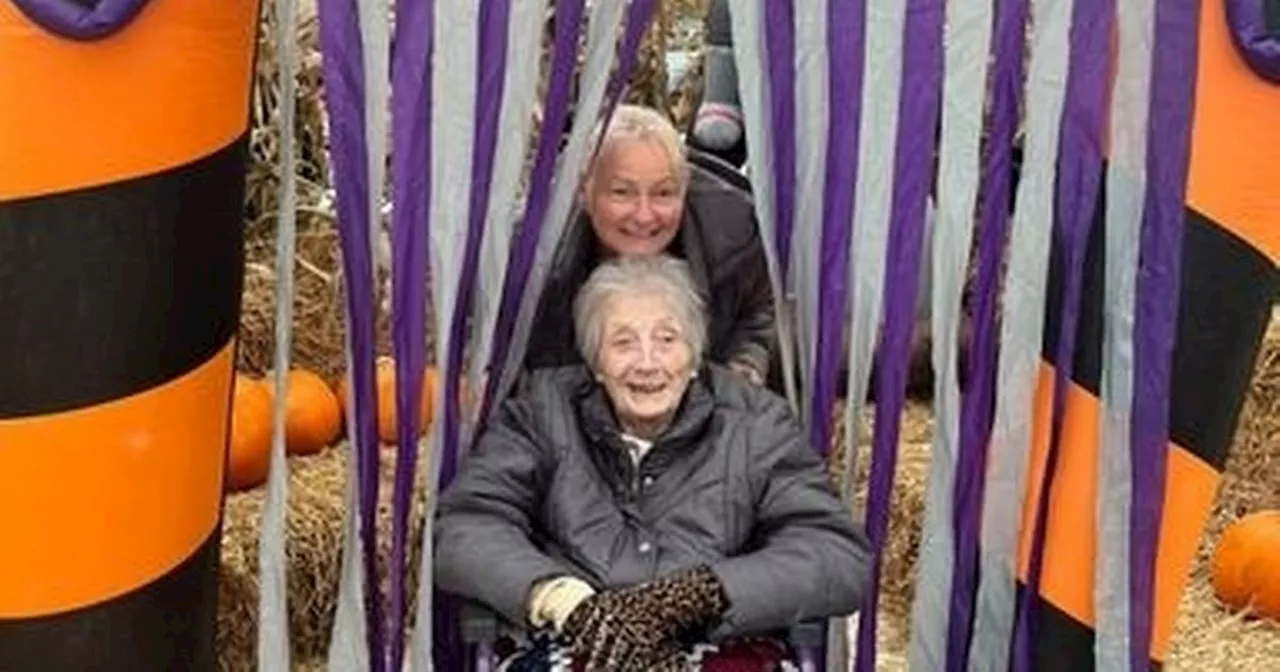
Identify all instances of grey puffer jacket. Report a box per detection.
[433,364,871,640]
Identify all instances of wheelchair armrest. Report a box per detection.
[459,600,506,644]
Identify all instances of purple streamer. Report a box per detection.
[948,0,1029,666]
[853,1,944,669]
[810,0,866,460]
[583,0,660,224]
[1226,0,1280,82]
[1128,1,1199,668]
[479,0,656,420]
[1010,1,1114,668]
[415,3,513,668]
[315,0,385,665]
[387,0,436,668]
[479,0,587,417]
[763,0,797,279]
[10,0,148,40]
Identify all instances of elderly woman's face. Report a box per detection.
[585,139,684,257]
[595,291,695,434]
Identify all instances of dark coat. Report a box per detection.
[522,161,776,379]
[433,364,871,640]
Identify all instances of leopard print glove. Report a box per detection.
[560,565,728,670]
[561,592,682,671]
[619,564,730,637]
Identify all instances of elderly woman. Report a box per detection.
[523,104,776,387]
[435,254,870,671]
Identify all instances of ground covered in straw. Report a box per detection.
[219,2,1277,669]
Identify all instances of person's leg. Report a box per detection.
[692,0,743,152]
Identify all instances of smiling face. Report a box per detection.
[583,137,686,257]
[594,291,696,438]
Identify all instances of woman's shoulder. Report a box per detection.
[684,163,761,262]
[491,365,594,440]
[702,364,802,434]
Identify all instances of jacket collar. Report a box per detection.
[573,366,716,458]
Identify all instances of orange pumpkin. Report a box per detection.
[226,373,273,492]
[333,360,483,444]
[264,368,343,456]
[336,358,434,444]
[1211,510,1280,620]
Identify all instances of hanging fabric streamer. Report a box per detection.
[469,0,546,418]
[947,0,1030,667]
[385,0,434,669]
[487,0,638,408]
[839,0,905,502]
[258,0,300,668]
[813,0,867,665]
[763,0,798,288]
[853,1,944,669]
[1027,0,1115,666]
[1126,1,1201,667]
[791,0,829,433]
[1065,0,1152,668]
[906,0,992,666]
[727,0,798,409]
[314,0,385,666]
[478,0,588,413]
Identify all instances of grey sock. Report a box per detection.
[693,46,742,149]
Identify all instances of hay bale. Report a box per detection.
[216,443,428,672]
[1166,311,1280,670]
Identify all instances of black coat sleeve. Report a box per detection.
[432,397,575,626]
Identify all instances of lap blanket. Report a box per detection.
[495,631,798,671]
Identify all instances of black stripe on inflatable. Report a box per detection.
[1042,195,1278,471]
[0,524,221,672]
[1268,0,1280,34]
[1014,582,1162,672]
[0,137,247,419]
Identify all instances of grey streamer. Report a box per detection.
[408,1,479,669]
[258,0,300,668]
[967,0,1073,668]
[791,0,829,428]
[328,0,389,668]
[493,0,629,402]
[840,0,904,511]
[726,0,798,411]
[1096,0,1154,666]
[906,0,992,667]
[470,0,545,430]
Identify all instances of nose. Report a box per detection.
[636,340,662,369]
[632,196,658,224]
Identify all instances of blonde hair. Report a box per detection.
[573,254,708,370]
[584,104,690,191]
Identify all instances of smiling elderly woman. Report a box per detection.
[434,255,871,671]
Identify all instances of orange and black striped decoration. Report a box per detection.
[1019,0,1279,669]
[0,1,260,670]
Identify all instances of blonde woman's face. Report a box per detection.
[594,292,695,435]
[585,139,684,257]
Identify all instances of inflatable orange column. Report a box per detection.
[0,2,260,670]
[1018,0,1279,668]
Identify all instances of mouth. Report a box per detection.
[626,381,668,396]
[620,225,664,240]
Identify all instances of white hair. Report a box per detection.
[572,254,708,370]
